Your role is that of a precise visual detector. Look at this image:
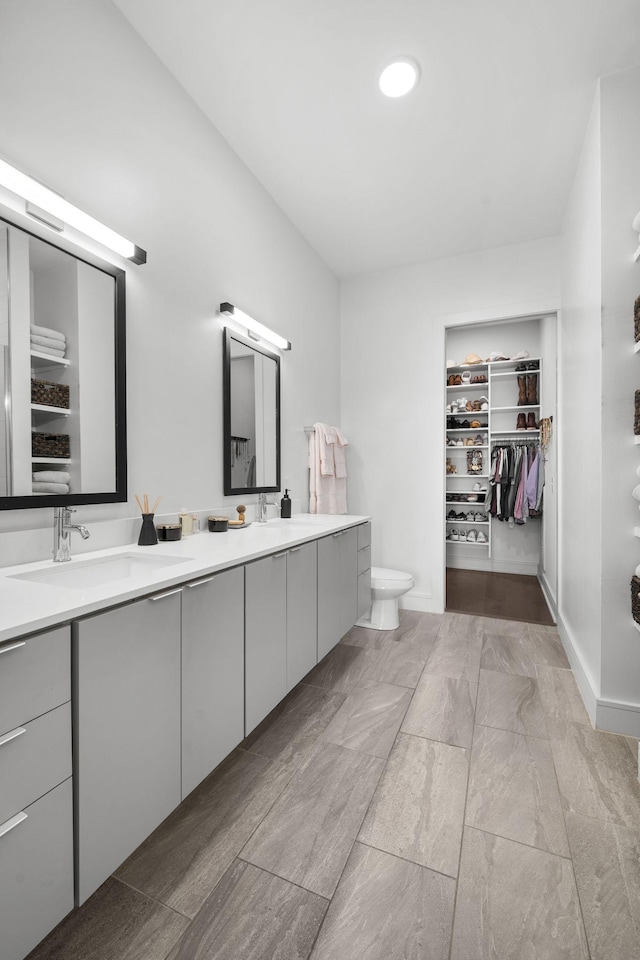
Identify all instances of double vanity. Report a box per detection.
[0,513,371,960]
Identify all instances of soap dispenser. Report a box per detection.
[280,489,292,518]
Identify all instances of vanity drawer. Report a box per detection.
[357,568,372,619]
[0,626,70,734]
[0,777,74,960]
[357,545,371,575]
[0,702,71,825]
[357,522,371,551]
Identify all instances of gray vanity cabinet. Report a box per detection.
[245,552,288,734]
[181,567,244,799]
[317,527,358,659]
[286,541,318,690]
[74,590,182,905]
[0,627,73,960]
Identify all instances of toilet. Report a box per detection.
[357,566,415,630]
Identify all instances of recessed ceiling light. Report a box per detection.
[379,58,420,98]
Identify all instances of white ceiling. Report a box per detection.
[114,0,640,277]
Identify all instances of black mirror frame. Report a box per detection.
[223,326,281,496]
[0,213,127,511]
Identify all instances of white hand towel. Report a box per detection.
[33,471,71,483]
[31,324,66,343]
[30,343,65,358]
[31,333,67,351]
[314,422,335,477]
[32,481,70,494]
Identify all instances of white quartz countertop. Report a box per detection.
[0,514,370,643]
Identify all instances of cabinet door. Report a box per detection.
[0,778,73,960]
[338,527,358,638]
[182,568,244,799]
[74,591,182,905]
[245,553,287,735]
[286,542,318,690]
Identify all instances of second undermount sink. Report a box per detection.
[9,553,192,591]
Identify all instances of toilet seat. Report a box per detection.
[371,566,413,584]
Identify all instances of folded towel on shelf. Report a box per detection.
[31,333,67,352]
[31,324,66,343]
[32,481,70,494]
[32,471,71,483]
[30,343,66,358]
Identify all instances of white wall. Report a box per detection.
[341,237,560,613]
[599,66,640,720]
[558,91,603,702]
[0,0,340,561]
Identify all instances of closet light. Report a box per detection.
[379,58,420,98]
[0,157,147,264]
[219,302,291,351]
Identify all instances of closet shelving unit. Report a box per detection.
[29,351,73,471]
[445,357,542,555]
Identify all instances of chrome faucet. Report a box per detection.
[257,493,278,523]
[53,507,90,562]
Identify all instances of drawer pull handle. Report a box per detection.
[149,589,182,601]
[272,552,288,560]
[288,547,301,554]
[0,727,26,748]
[332,531,344,538]
[0,641,26,656]
[0,811,28,840]
[186,576,216,589]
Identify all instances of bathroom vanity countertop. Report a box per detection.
[0,513,370,643]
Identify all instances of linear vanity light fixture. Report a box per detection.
[219,302,291,351]
[0,157,147,264]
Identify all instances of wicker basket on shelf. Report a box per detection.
[31,378,69,408]
[32,432,70,459]
[631,576,640,626]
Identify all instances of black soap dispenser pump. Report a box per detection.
[280,489,292,518]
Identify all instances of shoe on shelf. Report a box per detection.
[461,371,471,383]
[456,512,466,520]
[450,529,459,541]
[474,434,484,445]
[516,413,527,430]
[466,494,479,502]
[469,419,482,428]
[526,361,539,370]
[526,373,538,405]
[467,529,477,542]
[447,374,456,386]
[517,374,527,405]
[512,350,530,362]
[472,481,481,491]
[465,438,475,446]
[477,530,488,543]
[479,396,489,410]
[456,438,464,446]
[461,420,470,428]
[526,411,538,430]
[447,510,457,520]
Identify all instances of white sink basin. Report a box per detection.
[255,518,334,530]
[10,553,192,590]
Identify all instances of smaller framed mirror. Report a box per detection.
[223,327,280,495]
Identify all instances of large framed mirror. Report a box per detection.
[0,214,126,510]
[223,327,280,495]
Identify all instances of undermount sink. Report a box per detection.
[9,553,192,590]
[255,518,333,529]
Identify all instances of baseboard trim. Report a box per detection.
[595,699,640,739]
[400,591,440,614]
[538,572,558,624]
[554,609,599,727]
[446,557,539,576]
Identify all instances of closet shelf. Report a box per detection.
[446,382,488,391]
[30,351,70,368]
[634,341,640,354]
[492,429,540,436]
[446,539,490,547]
[446,445,489,450]
[31,403,71,416]
[491,404,540,411]
[634,436,640,446]
[633,621,640,633]
[32,457,72,464]
[446,519,489,524]
[446,427,489,433]
[446,474,489,479]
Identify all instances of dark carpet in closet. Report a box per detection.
[446,568,555,625]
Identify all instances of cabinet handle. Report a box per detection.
[186,576,217,589]
[272,552,288,560]
[0,641,26,656]
[0,810,28,840]
[288,547,301,554]
[0,727,26,749]
[332,531,344,538]
[149,588,182,601]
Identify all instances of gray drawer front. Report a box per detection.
[0,778,74,960]
[357,545,371,576]
[0,702,71,825]
[357,568,372,619]
[0,627,70,734]
[357,522,371,551]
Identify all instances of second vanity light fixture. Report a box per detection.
[219,302,291,351]
[0,157,147,264]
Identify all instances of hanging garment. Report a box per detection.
[488,442,543,523]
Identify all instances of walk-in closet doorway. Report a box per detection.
[441,311,559,625]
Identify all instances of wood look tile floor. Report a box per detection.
[27,612,640,960]
[447,567,556,625]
